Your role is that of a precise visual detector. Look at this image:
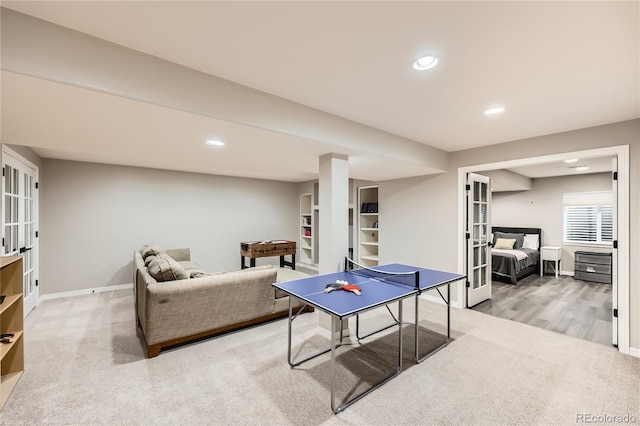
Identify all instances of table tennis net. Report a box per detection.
[344,258,419,289]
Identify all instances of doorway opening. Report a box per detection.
[457,145,629,354]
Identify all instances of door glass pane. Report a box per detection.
[12,225,18,252]
[481,247,487,265]
[4,165,11,194]
[473,204,479,223]
[480,266,487,286]
[12,169,18,194]
[473,247,479,265]
[473,268,480,289]
[25,272,32,296]
[5,195,10,223]
[12,197,18,222]
[474,182,480,201]
[480,182,487,202]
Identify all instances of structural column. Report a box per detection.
[318,153,350,334]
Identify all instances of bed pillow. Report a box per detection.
[493,232,525,249]
[494,238,516,250]
[522,234,540,250]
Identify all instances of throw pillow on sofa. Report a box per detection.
[144,255,157,267]
[140,245,166,260]
[147,254,188,282]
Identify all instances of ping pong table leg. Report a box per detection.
[331,301,404,414]
[330,315,338,413]
[287,297,344,368]
[355,305,399,341]
[415,283,451,364]
[447,283,451,341]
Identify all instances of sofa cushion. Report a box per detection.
[147,254,188,282]
[141,245,166,259]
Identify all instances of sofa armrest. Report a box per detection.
[143,266,277,345]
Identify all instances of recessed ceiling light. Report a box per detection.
[564,158,579,163]
[575,166,589,171]
[412,56,438,71]
[484,107,505,115]
[206,139,225,147]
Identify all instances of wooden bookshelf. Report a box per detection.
[0,256,24,411]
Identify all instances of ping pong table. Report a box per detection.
[272,259,465,413]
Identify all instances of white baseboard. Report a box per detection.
[628,346,640,359]
[40,283,133,301]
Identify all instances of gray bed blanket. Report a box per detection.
[491,248,540,284]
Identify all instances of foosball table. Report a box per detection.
[240,240,296,270]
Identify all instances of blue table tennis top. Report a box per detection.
[273,263,465,318]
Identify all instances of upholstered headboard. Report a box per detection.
[491,227,542,251]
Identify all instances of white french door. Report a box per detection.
[2,146,38,316]
[466,173,491,307]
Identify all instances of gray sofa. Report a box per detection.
[134,246,308,357]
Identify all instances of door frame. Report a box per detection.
[457,145,630,355]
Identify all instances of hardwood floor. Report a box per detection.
[472,273,613,346]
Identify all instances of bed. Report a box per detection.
[491,227,542,284]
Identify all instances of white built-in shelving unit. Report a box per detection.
[358,185,379,266]
[299,193,313,265]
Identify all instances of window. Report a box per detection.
[563,192,613,245]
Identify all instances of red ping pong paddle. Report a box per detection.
[343,285,362,295]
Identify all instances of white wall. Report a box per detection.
[492,172,613,274]
[41,159,298,294]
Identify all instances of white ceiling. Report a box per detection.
[507,156,614,179]
[1,1,638,182]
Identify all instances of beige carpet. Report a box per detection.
[0,289,638,425]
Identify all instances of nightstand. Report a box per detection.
[540,246,562,278]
